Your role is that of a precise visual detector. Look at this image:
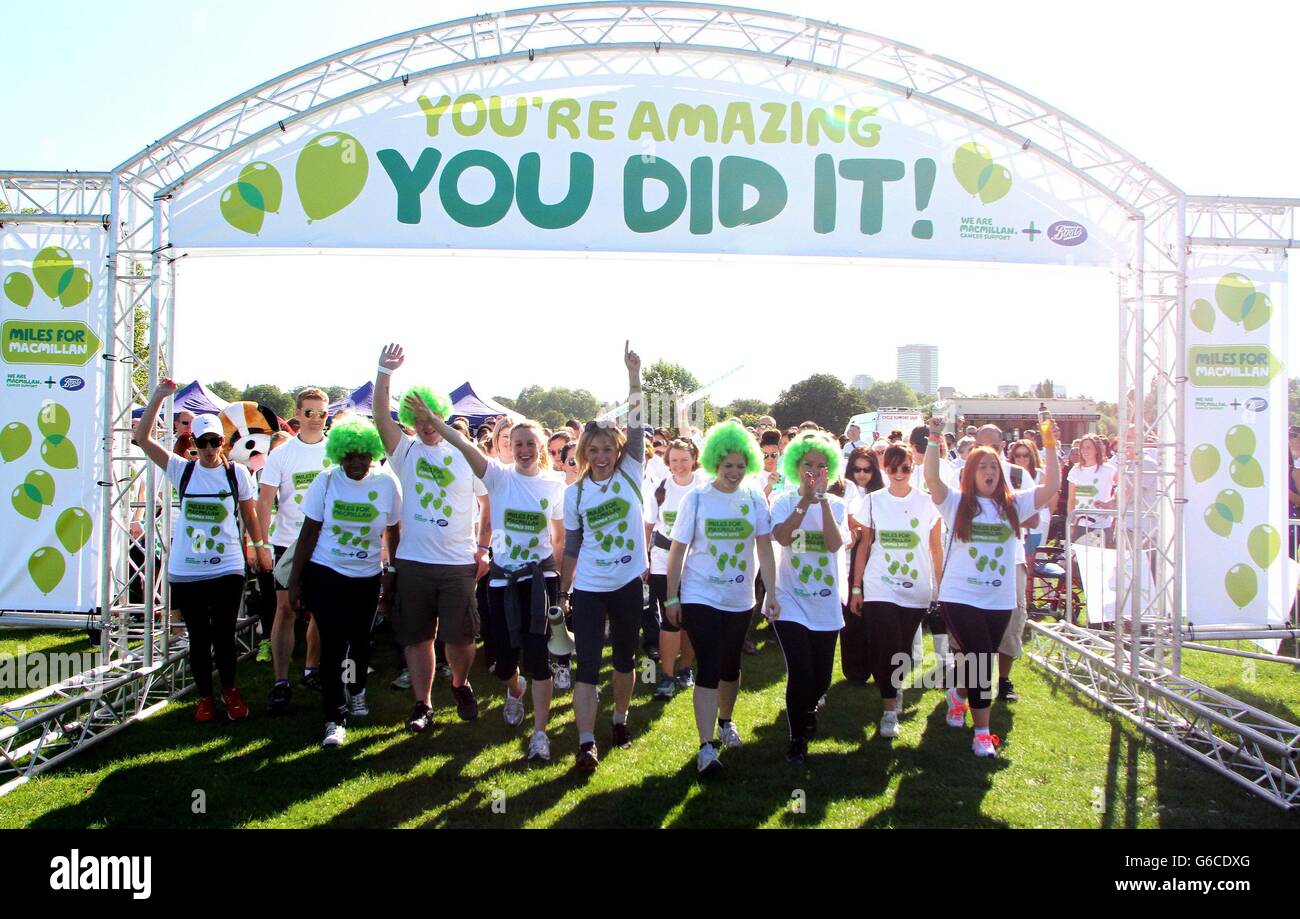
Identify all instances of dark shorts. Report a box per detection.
[392,559,479,646]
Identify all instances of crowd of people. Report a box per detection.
[134,342,1084,774]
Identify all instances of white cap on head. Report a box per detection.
[191,414,223,441]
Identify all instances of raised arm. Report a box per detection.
[1035,422,1062,510]
[923,415,949,505]
[133,379,180,470]
[624,340,644,460]
[373,343,405,455]
[405,392,490,480]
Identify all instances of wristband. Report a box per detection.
[850,587,863,595]
[477,544,491,552]
[253,541,269,549]
[376,366,393,376]
[664,597,681,608]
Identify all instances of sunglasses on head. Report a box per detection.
[196,435,222,449]
[302,409,327,419]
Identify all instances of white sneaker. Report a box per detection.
[504,676,528,727]
[696,742,722,775]
[527,730,551,762]
[717,721,743,750]
[322,722,346,747]
[880,710,899,739]
[972,732,1000,757]
[347,689,368,718]
[553,665,572,691]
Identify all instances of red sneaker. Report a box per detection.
[195,696,218,723]
[222,687,250,721]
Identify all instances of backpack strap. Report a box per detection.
[177,459,198,504]
[619,466,642,505]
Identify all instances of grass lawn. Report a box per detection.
[1,623,1297,828]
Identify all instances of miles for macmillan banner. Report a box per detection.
[1184,248,1287,629]
[170,54,1130,265]
[0,226,106,612]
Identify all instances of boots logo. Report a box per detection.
[49,849,151,899]
[1047,221,1087,246]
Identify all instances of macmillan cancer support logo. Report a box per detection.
[220,131,370,235]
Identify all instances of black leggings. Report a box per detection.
[304,562,380,724]
[488,576,558,683]
[864,602,927,700]
[572,577,643,685]
[648,574,679,634]
[840,603,870,682]
[171,575,244,697]
[681,603,749,690]
[772,620,838,741]
[941,601,1012,711]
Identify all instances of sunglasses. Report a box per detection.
[196,435,222,449]
[653,442,666,449]
[566,459,577,467]
[302,409,327,419]
[549,448,564,456]
[851,466,871,475]
[763,451,779,460]
[887,464,913,475]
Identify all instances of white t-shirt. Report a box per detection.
[390,434,486,565]
[481,462,565,586]
[258,435,329,548]
[644,454,669,485]
[770,492,850,630]
[672,482,773,612]
[302,468,402,578]
[1068,463,1116,530]
[745,468,789,505]
[842,439,869,458]
[857,487,941,609]
[564,454,647,592]
[165,455,256,582]
[937,486,1039,610]
[644,472,708,575]
[910,455,957,496]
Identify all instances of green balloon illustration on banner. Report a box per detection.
[0,422,31,462]
[952,142,1012,205]
[1229,456,1264,488]
[56,507,94,554]
[1189,444,1219,483]
[1189,298,1215,333]
[240,162,283,213]
[1215,272,1271,330]
[37,401,70,439]
[31,247,73,299]
[1224,424,1255,459]
[57,267,92,308]
[220,184,265,236]
[1203,504,1231,538]
[25,469,55,506]
[40,434,78,470]
[296,132,369,222]
[1224,563,1257,609]
[28,546,65,595]
[4,272,33,308]
[1247,525,1281,570]
[12,483,43,520]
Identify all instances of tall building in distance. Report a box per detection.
[897,344,939,395]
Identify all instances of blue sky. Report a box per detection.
[2,0,1296,404]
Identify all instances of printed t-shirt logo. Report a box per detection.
[586,497,629,530]
[705,518,754,540]
[184,501,228,524]
[662,510,678,531]
[416,456,455,487]
[292,470,320,490]
[504,508,547,534]
[1074,484,1098,498]
[793,530,827,552]
[879,530,919,550]
[332,500,378,523]
[969,522,1012,543]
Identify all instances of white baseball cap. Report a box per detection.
[191,414,224,443]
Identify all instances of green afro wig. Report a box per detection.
[326,418,386,464]
[398,385,453,428]
[781,429,843,484]
[700,419,762,476]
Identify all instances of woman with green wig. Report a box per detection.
[288,417,402,748]
[665,420,778,776]
[769,430,852,762]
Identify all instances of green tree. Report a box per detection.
[861,380,920,411]
[209,380,242,403]
[241,384,293,420]
[324,385,350,403]
[1095,400,1118,437]
[726,398,770,418]
[771,374,866,430]
[643,360,700,397]
[493,395,518,411]
[514,385,602,431]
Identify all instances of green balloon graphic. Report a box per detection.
[28,546,65,595]
[1203,504,1232,538]
[296,132,369,222]
[1215,489,1244,523]
[12,484,43,520]
[1215,273,1254,323]
[58,267,92,308]
[37,401,70,439]
[976,164,1013,204]
[240,162,282,213]
[56,507,94,554]
[1189,444,1220,483]
[0,422,31,462]
[220,184,265,236]
[1247,525,1281,569]
[1241,291,1272,332]
[1224,563,1257,609]
[31,247,73,299]
[1229,456,1264,489]
[1189,298,1215,334]
[1224,424,1255,460]
[24,469,55,506]
[4,272,33,308]
[40,435,78,470]
[953,142,991,196]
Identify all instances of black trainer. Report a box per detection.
[612,721,632,749]
[452,682,479,721]
[998,678,1019,702]
[786,738,808,763]
[406,702,434,733]
[268,681,291,716]
[299,670,322,692]
[575,741,599,771]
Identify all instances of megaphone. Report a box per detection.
[547,605,576,657]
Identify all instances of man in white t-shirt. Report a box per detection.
[842,423,869,459]
[258,387,330,714]
[375,343,489,731]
